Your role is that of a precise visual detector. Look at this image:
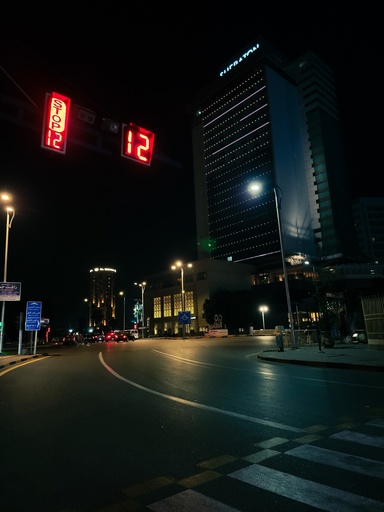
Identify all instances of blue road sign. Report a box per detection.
[178,311,191,325]
[25,301,42,331]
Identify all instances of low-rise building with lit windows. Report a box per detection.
[143,258,255,336]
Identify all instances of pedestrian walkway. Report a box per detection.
[0,352,49,370]
[106,416,384,511]
[257,342,384,371]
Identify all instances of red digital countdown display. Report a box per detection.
[121,123,155,166]
[41,91,71,154]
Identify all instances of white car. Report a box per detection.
[125,329,139,340]
[352,330,367,343]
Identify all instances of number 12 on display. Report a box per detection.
[121,123,155,166]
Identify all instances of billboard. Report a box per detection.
[0,282,21,301]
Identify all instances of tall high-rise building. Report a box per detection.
[353,197,384,265]
[190,38,360,273]
[88,267,117,329]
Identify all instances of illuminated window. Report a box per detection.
[184,291,194,314]
[163,295,172,317]
[173,293,182,315]
[154,297,161,319]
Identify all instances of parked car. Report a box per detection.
[94,332,105,342]
[50,336,63,346]
[84,332,105,343]
[352,330,367,343]
[114,331,128,342]
[105,331,119,342]
[127,329,139,340]
[121,330,137,341]
[63,334,76,346]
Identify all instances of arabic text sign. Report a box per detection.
[25,301,42,331]
[0,282,21,301]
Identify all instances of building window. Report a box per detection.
[173,293,182,315]
[163,295,172,317]
[185,291,194,314]
[154,297,161,319]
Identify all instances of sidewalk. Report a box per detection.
[257,342,384,371]
[0,352,50,370]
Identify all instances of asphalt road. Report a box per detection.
[0,337,383,512]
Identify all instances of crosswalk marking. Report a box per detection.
[367,419,384,428]
[147,488,240,511]
[286,444,384,478]
[229,464,384,512]
[331,430,384,448]
[134,421,384,512]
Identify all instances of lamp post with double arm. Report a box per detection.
[171,261,192,338]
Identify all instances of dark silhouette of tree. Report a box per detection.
[203,289,253,333]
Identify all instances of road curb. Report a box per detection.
[0,353,49,370]
[256,354,384,372]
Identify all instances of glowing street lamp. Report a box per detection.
[134,282,146,337]
[0,193,15,354]
[84,298,90,328]
[259,305,268,330]
[119,291,126,330]
[171,261,192,337]
[248,182,296,348]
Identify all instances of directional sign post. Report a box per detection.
[178,311,191,339]
[25,301,42,355]
[178,311,191,325]
[25,301,42,331]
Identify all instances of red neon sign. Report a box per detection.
[121,123,155,166]
[41,92,71,154]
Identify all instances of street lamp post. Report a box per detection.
[134,282,146,337]
[304,259,323,352]
[119,291,126,331]
[259,305,268,330]
[273,186,296,348]
[84,298,89,328]
[248,183,296,348]
[171,261,192,338]
[0,193,15,354]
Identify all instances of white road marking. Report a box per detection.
[98,353,302,432]
[148,489,240,511]
[229,464,384,512]
[331,430,384,448]
[286,444,384,478]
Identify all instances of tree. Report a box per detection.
[203,289,253,333]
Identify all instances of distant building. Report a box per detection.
[88,268,117,329]
[144,258,255,336]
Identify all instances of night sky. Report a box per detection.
[0,2,381,332]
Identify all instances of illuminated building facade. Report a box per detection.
[88,267,117,329]
[190,38,360,273]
